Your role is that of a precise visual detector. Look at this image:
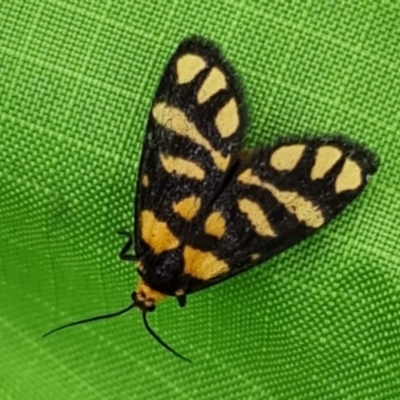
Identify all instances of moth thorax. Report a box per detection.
[133,279,166,312]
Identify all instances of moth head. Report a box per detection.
[132,278,166,312]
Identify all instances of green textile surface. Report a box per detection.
[1,0,399,399]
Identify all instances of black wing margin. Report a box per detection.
[134,37,248,258]
[185,137,378,293]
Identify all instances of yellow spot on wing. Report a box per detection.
[197,67,227,104]
[183,246,229,280]
[176,54,206,84]
[215,98,239,138]
[251,253,260,261]
[160,154,205,180]
[335,158,362,193]
[311,146,342,180]
[172,195,201,221]
[140,210,179,254]
[152,102,231,171]
[238,169,324,228]
[238,198,276,237]
[204,211,226,238]
[142,174,149,187]
[270,144,306,171]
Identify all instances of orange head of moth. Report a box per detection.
[132,278,167,312]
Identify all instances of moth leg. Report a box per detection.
[117,230,136,262]
[175,289,187,308]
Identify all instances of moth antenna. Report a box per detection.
[142,312,191,363]
[43,303,136,338]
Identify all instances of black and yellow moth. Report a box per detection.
[45,37,378,362]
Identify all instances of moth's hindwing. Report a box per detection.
[133,37,377,300]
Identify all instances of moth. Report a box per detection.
[45,37,377,362]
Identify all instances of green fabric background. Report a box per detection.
[1,0,399,399]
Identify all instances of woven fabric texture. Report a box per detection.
[1,1,399,399]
